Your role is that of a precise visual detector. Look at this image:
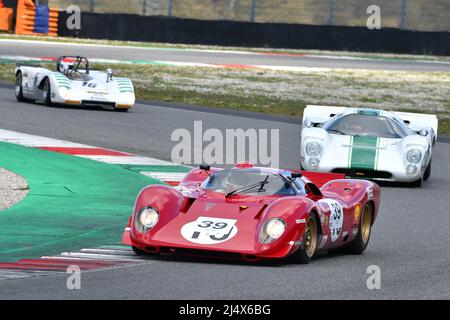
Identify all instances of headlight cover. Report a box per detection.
[407,149,422,164]
[135,207,159,233]
[259,218,286,244]
[305,142,321,157]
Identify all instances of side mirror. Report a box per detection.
[403,120,411,125]
[199,165,211,171]
[419,129,429,137]
[330,113,336,117]
[291,172,303,179]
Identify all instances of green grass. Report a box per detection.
[1,61,449,135]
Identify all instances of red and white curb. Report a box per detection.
[0,128,190,185]
[0,128,192,277]
[0,246,149,281]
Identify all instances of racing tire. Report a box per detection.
[423,159,432,181]
[41,78,54,107]
[345,203,373,255]
[15,72,26,102]
[290,213,318,264]
[409,177,423,188]
[132,246,147,255]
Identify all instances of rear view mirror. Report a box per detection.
[200,165,211,171]
[419,129,429,137]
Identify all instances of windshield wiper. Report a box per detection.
[225,175,270,198]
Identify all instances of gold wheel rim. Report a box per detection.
[304,218,317,258]
[361,205,372,244]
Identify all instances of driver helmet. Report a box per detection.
[58,59,75,74]
[226,170,253,190]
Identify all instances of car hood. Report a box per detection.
[146,196,275,253]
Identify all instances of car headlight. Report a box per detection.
[407,149,422,164]
[406,164,418,176]
[308,158,320,170]
[135,207,159,233]
[305,142,321,157]
[260,218,286,244]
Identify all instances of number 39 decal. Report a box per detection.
[181,217,238,245]
[321,200,344,242]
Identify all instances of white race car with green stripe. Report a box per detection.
[14,56,135,112]
[301,105,438,187]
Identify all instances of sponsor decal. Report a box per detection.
[181,216,238,244]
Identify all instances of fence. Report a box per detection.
[49,0,450,32]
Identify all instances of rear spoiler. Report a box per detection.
[292,170,345,188]
[16,63,43,68]
[303,105,438,138]
[302,105,347,125]
[391,111,438,139]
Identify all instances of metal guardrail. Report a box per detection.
[49,0,450,32]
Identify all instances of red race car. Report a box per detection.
[122,163,380,264]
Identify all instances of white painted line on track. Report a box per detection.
[60,252,147,261]
[0,128,95,148]
[80,248,136,255]
[140,172,187,181]
[77,155,177,165]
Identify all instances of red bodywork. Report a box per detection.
[122,167,380,261]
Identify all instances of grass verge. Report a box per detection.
[1,61,449,134]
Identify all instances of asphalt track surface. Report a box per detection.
[2,39,450,72]
[0,84,449,299]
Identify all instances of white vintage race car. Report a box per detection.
[14,56,135,112]
[301,105,438,187]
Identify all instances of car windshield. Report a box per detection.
[323,114,412,138]
[202,169,297,196]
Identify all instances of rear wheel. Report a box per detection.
[15,72,26,102]
[291,213,318,264]
[346,203,373,254]
[41,78,53,107]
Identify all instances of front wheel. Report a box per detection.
[423,159,432,181]
[41,78,53,107]
[15,72,26,102]
[132,246,146,255]
[290,213,318,264]
[346,203,373,254]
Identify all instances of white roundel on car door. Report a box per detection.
[321,200,344,242]
[181,216,238,245]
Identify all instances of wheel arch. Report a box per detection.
[38,76,50,90]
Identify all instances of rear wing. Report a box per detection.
[292,170,345,188]
[391,111,438,139]
[302,105,348,125]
